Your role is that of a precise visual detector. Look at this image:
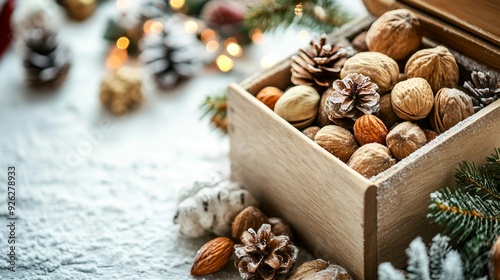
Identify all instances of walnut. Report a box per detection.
[386,122,427,160]
[314,125,358,162]
[353,115,388,145]
[391,77,434,121]
[340,52,399,93]
[274,85,320,129]
[377,93,400,128]
[366,9,422,60]
[431,88,474,133]
[405,46,459,93]
[347,143,396,178]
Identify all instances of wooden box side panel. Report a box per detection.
[228,81,376,279]
[375,100,500,267]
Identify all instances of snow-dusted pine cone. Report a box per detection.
[234,224,298,280]
[326,73,380,127]
[140,16,201,89]
[291,34,356,90]
[463,71,500,112]
[22,13,71,88]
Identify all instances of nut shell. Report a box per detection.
[386,122,427,160]
[340,52,399,93]
[256,86,283,110]
[317,89,334,127]
[366,9,422,60]
[314,125,358,162]
[391,77,434,121]
[405,46,459,93]
[431,88,474,133]
[347,143,396,178]
[231,206,267,240]
[377,93,400,128]
[274,85,320,129]
[302,126,321,140]
[353,114,388,145]
[268,217,293,239]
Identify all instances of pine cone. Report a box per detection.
[463,71,500,112]
[234,224,298,280]
[22,14,71,88]
[140,16,201,89]
[326,73,380,126]
[291,34,356,90]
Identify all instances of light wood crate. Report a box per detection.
[228,8,500,280]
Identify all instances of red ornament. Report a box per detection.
[0,0,14,58]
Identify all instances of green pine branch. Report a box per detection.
[428,148,500,278]
[200,90,228,134]
[245,0,352,33]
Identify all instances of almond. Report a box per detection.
[191,237,234,276]
[353,114,388,146]
[231,206,267,240]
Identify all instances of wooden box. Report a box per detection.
[227,0,500,279]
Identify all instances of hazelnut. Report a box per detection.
[314,125,358,162]
[353,115,388,145]
[302,126,321,140]
[431,88,474,133]
[274,85,320,129]
[423,129,439,143]
[268,217,293,239]
[340,52,399,93]
[391,77,434,121]
[256,86,283,110]
[386,122,427,160]
[231,206,267,240]
[405,46,459,93]
[317,89,334,127]
[366,9,422,60]
[347,143,396,178]
[377,93,400,128]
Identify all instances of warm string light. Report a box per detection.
[260,54,277,69]
[106,47,128,69]
[206,41,219,53]
[116,37,130,49]
[251,29,263,44]
[143,20,163,34]
[184,20,198,33]
[216,55,233,72]
[169,0,185,10]
[226,43,242,57]
[294,2,303,16]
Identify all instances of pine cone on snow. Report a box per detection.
[463,71,500,112]
[326,73,380,127]
[291,34,356,90]
[234,224,298,280]
[22,13,71,88]
[140,16,201,89]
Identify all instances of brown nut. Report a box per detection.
[302,126,321,140]
[405,46,459,93]
[377,93,400,128]
[353,115,388,145]
[314,125,358,162]
[274,85,320,129]
[423,129,439,143]
[366,9,422,60]
[288,259,330,280]
[431,88,474,133]
[65,0,96,21]
[351,31,368,52]
[340,52,399,93]
[391,77,434,121]
[347,143,397,178]
[256,86,283,110]
[191,237,234,276]
[386,122,427,160]
[317,89,334,127]
[268,217,293,239]
[231,206,267,240]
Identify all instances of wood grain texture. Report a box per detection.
[375,99,500,267]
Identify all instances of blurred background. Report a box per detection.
[0,0,366,279]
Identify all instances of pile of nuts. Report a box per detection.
[255,8,488,179]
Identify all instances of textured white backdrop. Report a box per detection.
[0,0,366,279]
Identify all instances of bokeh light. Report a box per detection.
[116,37,130,50]
[216,55,233,72]
[226,43,242,57]
[169,0,185,10]
[206,41,219,53]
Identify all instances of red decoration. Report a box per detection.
[0,0,14,58]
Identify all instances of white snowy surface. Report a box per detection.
[0,1,366,279]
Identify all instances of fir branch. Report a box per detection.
[460,234,494,278]
[245,0,351,33]
[200,90,228,134]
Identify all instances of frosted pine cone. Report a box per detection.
[140,16,201,89]
[291,34,356,90]
[326,73,380,127]
[463,71,500,112]
[234,224,298,280]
